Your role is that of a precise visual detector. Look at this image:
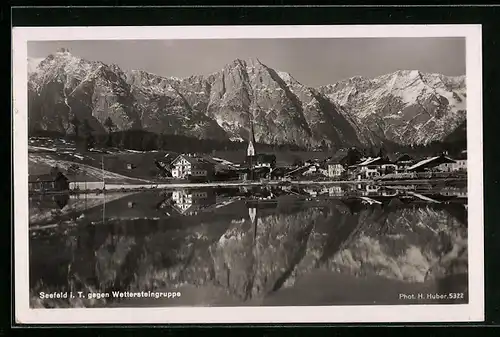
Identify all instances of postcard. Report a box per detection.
[12,24,484,324]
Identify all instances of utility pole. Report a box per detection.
[101,155,105,188]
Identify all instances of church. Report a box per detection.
[244,120,276,180]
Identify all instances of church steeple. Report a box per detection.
[247,118,256,157]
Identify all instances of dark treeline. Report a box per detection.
[382,139,466,158]
[29,128,305,153]
[395,121,467,157]
[29,127,466,157]
[361,135,466,159]
[29,114,465,156]
[101,130,305,153]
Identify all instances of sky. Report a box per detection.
[28,38,466,87]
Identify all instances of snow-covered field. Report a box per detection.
[29,153,150,183]
[28,137,155,156]
[28,137,156,183]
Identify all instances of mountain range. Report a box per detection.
[27,49,467,149]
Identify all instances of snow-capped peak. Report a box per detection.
[319,69,467,146]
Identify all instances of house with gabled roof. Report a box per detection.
[435,151,466,173]
[394,154,415,173]
[171,154,215,180]
[406,154,456,172]
[326,149,348,178]
[349,156,395,180]
[451,150,467,172]
[29,171,70,194]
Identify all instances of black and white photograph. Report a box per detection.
[13,25,484,324]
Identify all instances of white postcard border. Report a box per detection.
[13,24,484,324]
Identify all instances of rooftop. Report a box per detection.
[406,155,456,171]
[29,172,70,183]
[172,154,215,166]
[351,156,392,167]
[326,149,348,164]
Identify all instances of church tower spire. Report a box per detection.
[247,117,256,157]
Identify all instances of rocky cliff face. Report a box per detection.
[202,58,364,148]
[319,70,467,145]
[28,50,141,135]
[28,51,466,148]
[125,70,228,139]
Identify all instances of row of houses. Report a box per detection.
[28,132,467,195]
[167,148,467,183]
[326,150,467,180]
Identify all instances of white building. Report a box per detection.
[362,168,380,180]
[453,158,467,171]
[350,157,391,180]
[304,164,319,175]
[171,154,214,179]
[437,151,466,172]
[327,163,345,178]
[452,150,467,172]
[393,154,414,173]
[437,162,454,172]
[69,181,105,191]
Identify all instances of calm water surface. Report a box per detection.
[29,183,468,308]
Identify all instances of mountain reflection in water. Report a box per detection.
[29,184,468,308]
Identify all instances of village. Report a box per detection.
[28,123,467,195]
[148,144,467,185]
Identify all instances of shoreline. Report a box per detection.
[104,179,372,191]
[29,177,467,195]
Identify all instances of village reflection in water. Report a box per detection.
[29,183,468,308]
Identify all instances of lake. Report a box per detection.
[28,183,468,308]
